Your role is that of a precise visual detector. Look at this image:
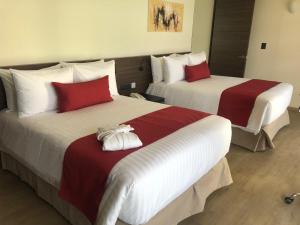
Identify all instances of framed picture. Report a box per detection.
[148,0,184,32]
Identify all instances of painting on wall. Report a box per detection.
[148,0,184,32]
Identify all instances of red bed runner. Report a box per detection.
[59,106,209,223]
[217,79,279,127]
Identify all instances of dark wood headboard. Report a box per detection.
[0,52,188,110]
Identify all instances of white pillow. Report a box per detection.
[150,56,164,83]
[169,54,189,64]
[0,64,62,111]
[150,54,177,83]
[60,59,104,67]
[188,52,207,66]
[163,56,188,84]
[73,60,119,95]
[11,67,74,117]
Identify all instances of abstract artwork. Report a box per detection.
[148,0,184,32]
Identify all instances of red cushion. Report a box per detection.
[185,62,211,82]
[52,76,113,113]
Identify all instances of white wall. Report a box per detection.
[191,0,214,55]
[0,0,195,66]
[245,0,300,108]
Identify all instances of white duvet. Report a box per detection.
[0,96,232,225]
[147,75,293,134]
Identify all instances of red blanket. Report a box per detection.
[59,106,209,223]
[217,79,279,127]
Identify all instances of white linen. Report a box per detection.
[11,67,74,117]
[97,124,142,151]
[0,64,62,111]
[150,54,177,83]
[97,124,134,140]
[0,96,231,225]
[73,60,119,96]
[163,55,188,84]
[102,132,142,151]
[150,56,164,83]
[169,53,189,63]
[147,75,293,134]
[60,59,104,67]
[188,52,207,65]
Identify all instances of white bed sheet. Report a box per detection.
[147,75,293,134]
[0,96,232,225]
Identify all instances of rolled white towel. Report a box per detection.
[96,124,143,151]
[102,132,143,151]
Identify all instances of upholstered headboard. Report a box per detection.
[0,52,188,110]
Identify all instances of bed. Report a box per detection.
[147,75,293,151]
[0,95,233,225]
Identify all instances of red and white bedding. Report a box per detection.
[147,75,293,134]
[59,106,210,223]
[0,96,232,225]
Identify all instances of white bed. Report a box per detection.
[0,95,232,225]
[147,75,293,135]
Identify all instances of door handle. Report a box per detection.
[238,55,247,59]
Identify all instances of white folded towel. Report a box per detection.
[97,124,134,140]
[97,124,143,151]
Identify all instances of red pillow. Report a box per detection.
[185,61,211,82]
[52,76,113,113]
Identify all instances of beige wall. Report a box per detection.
[245,0,300,108]
[0,0,195,66]
[191,0,214,55]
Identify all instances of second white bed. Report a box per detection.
[147,75,293,134]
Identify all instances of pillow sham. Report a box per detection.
[0,64,62,111]
[150,56,164,83]
[170,53,189,64]
[60,59,104,67]
[188,52,207,66]
[150,54,177,83]
[163,56,189,84]
[73,60,119,96]
[185,61,211,82]
[11,67,73,117]
[52,76,113,113]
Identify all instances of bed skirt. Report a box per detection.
[0,151,232,225]
[231,110,290,152]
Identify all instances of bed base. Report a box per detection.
[231,110,290,152]
[0,151,232,225]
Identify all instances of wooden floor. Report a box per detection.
[0,111,299,225]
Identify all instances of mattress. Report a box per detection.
[0,95,232,225]
[147,75,293,134]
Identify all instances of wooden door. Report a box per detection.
[209,0,256,77]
